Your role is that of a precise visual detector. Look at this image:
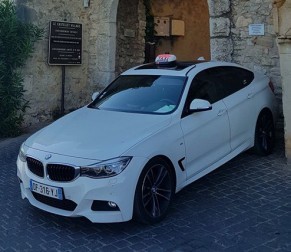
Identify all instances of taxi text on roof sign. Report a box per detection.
[155,54,177,64]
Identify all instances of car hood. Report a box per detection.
[25,107,172,160]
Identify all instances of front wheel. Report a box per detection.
[134,158,174,224]
[253,110,275,156]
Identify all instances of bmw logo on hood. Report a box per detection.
[45,154,52,160]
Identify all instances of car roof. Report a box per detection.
[122,60,246,77]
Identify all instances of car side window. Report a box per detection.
[182,66,254,117]
[182,69,222,117]
[212,66,254,98]
[190,69,224,103]
[189,79,218,104]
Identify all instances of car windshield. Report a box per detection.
[90,75,187,114]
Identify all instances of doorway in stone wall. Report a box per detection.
[115,0,211,75]
[88,0,232,88]
[150,0,210,61]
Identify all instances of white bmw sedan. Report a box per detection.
[17,55,277,224]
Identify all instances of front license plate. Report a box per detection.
[30,180,63,200]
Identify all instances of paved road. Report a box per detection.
[1,130,291,251]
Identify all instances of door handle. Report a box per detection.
[247,93,254,99]
[217,109,226,116]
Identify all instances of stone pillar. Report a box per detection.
[274,0,291,163]
[278,38,291,163]
[208,0,232,61]
[91,0,119,87]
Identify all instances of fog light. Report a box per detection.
[91,200,120,211]
[108,201,117,208]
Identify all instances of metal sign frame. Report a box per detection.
[249,24,265,36]
[48,20,82,65]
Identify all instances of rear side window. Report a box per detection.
[193,66,254,99]
[213,66,254,97]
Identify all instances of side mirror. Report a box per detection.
[190,99,212,112]
[91,92,99,101]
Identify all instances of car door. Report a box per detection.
[216,66,256,151]
[180,70,231,180]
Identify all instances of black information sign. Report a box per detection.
[48,21,82,65]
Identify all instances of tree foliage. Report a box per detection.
[0,0,43,137]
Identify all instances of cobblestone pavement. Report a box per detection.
[1,129,291,252]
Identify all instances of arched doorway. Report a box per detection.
[114,0,213,75]
[150,0,211,61]
[108,0,232,77]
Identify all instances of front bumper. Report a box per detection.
[17,150,147,223]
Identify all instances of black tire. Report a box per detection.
[253,110,275,156]
[134,158,174,224]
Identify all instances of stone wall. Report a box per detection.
[12,0,145,127]
[208,0,232,61]
[116,0,146,74]
[209,0,281,111]
[14,0,102,127]
[10,0,134,127]
[231,0,281,100]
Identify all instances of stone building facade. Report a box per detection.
[14,0,146,125]
[210,0,281,86]
[3,0,291,161]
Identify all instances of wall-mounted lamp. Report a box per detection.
[83,0,90,8]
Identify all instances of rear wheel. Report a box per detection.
[134,158,174,224]
[253,110,275,156]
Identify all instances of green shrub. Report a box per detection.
[0,0,43,137]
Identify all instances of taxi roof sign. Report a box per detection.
[155,54,177,68]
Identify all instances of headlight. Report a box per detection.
[80,157,132,179]
[18,143,27,162]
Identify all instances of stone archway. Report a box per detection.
[94,0,145,80]
[102,0,233,80]
[150,0,211,61]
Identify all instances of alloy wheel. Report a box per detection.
[141,163,172,218]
